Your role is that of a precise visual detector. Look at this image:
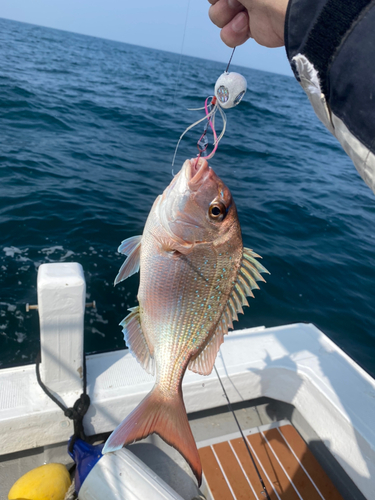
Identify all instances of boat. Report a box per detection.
[1,262,374,499]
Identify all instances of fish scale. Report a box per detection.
[140,240,239,388]
[103,158,268,485]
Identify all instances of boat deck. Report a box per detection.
[198,422,343,500]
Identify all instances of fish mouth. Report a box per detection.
[187,158,210,189]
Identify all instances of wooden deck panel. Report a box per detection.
[199,424,344,500]
[247,431,301,500]
[262,428,322,500]
[199,445,235,500]
[212,441,258,500]
[230,437,278,500]
[278,426,344,500]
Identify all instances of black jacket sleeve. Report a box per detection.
[285,0,375,194]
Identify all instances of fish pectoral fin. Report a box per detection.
[189,317,227,376]
[153,234,193,255]
[102,385,202,486]
[118,235,142,256]
[114,237,142,285]
[120,306,154,375]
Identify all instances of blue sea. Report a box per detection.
[0,17,374,377]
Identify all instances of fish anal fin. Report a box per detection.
[102,385,202,486]
[120,306,154,374]
[114,240,141,285]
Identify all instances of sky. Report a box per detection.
[0,0,293,77]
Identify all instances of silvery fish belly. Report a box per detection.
[102,158,268,485]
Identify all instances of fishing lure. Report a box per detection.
[172,50,247,166]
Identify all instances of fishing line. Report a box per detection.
[172,0,191,110]
[171,0,191,176]
[213,364,271,500]
[172,47,247,167]
[225,47,236,72]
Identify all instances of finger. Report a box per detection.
[207,0,219,5]
[209,0,245,29]
[220,11,251,48]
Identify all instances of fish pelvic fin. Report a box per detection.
[118,235,142,256]
[114,235,142,285]
[102,385,202,486]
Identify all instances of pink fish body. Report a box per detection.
[102,158,268,484]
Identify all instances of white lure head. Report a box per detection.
[214,71,247,109]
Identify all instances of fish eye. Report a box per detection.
[209,201,227,222]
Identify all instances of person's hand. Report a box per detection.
[208,0,289,48]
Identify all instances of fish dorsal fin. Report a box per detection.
[115,235,142,285]
[189,313,231,376]
[189,248,269,376]
[120,306,154,375]
[188,323,225,376]
[228,247,269,315]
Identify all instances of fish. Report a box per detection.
[102,157,268,484]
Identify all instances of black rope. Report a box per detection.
[214,365,271,500]
[35,351,90,453]
[82,350,88,396]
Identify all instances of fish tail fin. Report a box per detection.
[102,385,202,485]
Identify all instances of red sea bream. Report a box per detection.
[102,158,268,484]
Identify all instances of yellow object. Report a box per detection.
[8,463,71,500]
